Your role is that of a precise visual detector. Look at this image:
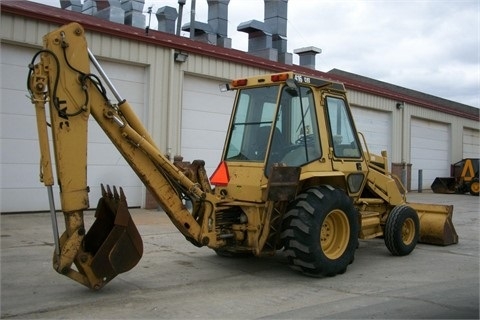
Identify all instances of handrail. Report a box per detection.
[358,132,371,164]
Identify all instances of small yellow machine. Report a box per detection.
[27,23,458,290]
[431,158,479,196]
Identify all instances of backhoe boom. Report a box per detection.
[28,22,218,289]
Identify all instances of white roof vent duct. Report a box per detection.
[156,6,178,34]
[94,0,125,24]
[60,0,82,12]
[294,46,322,70]
[237,20,277,61]
[207,0,232,48]
[81,0,97,15]
[264,0,291,64]
[121,0,146,28]
[182,0,231,47]
[238,0,291,64]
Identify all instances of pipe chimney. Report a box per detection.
[176,0,186,36]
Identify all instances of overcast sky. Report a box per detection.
[29,0,480,108]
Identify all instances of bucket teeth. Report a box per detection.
[119,187,126,200]
[113,185,119,200]
[106,184,113,198]
[100,183,107,197]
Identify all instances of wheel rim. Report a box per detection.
[320,209,350,260]
[402,218,416,245]
[471,181,479,194]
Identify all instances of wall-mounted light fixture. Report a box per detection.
[174,51,188,63]
[396,101,404,109]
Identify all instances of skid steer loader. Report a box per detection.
[27,23,458,290]
[431,158,479,196]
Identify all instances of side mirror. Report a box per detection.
[219,83,230,92]
[285,79,299,96]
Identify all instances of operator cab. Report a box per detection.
[211,72,364,200]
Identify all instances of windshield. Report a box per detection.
[225,84,322,173]
[266,85,321,170]
[225,85,279,161]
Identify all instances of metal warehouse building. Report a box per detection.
[1,1,478,213]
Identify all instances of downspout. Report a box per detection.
[167,49,176,160]
[398,101,407,188]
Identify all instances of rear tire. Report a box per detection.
[281,186,359,277]
[384,205,419,256]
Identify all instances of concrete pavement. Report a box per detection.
[1,192,478,319]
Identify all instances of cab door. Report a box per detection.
[324,96,368,195]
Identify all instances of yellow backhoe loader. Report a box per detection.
[27,23,458,290]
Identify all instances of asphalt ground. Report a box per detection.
[1,192,479,319]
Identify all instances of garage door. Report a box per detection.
[181,75,236,177]
[350,106,392,159]
[410,118,450,190]
[0,43,144,212]
[463,127,480,158]
[86,59,145,209]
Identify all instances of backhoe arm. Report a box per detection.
[28,23,218,289]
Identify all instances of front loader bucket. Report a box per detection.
[84,185,143,281]
[408,202,458,246]
[431,177,456,194]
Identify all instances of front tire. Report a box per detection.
[281,186,359,277]
[384,205,419,256]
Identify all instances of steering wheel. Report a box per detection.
[295,134,315,145]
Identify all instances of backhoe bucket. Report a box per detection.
[408,202,458,246]
[84,185,143,281]
[431,177,456,194]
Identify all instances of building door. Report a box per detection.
[181,75,235,177]
[410,118,450,191]
[0,43,146,212]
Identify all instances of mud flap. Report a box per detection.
[84,185,143,281]
[431,177,456,194]
[408,202,458,246]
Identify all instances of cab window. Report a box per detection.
[267,85,321,169]
[326,96,361,158]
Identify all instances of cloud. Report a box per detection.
[283,0,479,107]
